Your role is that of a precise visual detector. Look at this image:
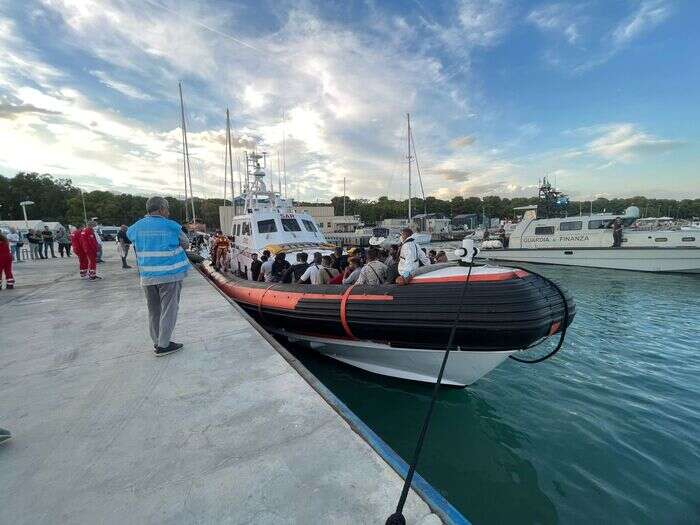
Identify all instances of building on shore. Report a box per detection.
[412,213,451,234]
[452,214,479,230]
[293,205,362,234]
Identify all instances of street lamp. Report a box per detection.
[20,200,34,231]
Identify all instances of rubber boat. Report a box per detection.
[200,149,575,386]
[195,251,575,387]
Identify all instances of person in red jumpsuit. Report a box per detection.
[79,221,101,280]
[70,226,87,278]
[0,233,15,289]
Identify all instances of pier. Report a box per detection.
[0,246,458,524]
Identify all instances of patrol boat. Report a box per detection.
[477,180,700,273]
[194,154,576,386]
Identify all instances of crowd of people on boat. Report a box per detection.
[201,227,450,287]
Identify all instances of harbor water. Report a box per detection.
[288,263,700,524]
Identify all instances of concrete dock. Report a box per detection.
[0,245,447,524]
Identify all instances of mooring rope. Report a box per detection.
[385,249,477,525]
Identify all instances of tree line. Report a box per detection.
[0,173,226,227]
[328,194,700,224]
[1,172,698,230]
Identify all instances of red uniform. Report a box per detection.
[0,240,14,289]
[70,228,88,278]
[79,227,99,279]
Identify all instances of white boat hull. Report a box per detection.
[279,331,515,387]
[477,247,700,273]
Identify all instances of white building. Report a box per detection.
[294,205,362,234]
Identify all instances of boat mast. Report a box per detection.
[282,110,287,199]
[343,177,346,217]
[407,113,412,225]
[226,109,235,204]
[179,82,196,221]
[223,126,228,204]
[179,82,190,223]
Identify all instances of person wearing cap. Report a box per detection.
[127,196,190,357]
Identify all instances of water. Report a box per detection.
[288,264,700,524]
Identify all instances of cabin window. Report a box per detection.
[281,218,302,232]
[682,237,695,242]
[242,222,251,235]
[534,226,554,235]
[257,219,277,233]
[302,219,317,232]
[588,219,612,229]
[559,221,582,231]
[654,237,668,242]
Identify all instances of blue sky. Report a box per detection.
[0,0,697,201]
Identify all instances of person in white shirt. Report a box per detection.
[397,228,430,284]
[258,256,275,282]
[299,252,323,285]
[7,228,21,262]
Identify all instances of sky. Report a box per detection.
[0,0,698,202]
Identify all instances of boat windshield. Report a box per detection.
[258,219,277,233]
[302,219,317,232]
[281,218,302,232]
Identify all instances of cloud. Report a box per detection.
[585,123,682,161]
[432,168,471,182]
[527,3,581,44]
[449,135,475,149]
[0,103,61,119]
[89,70,154,100]
[457,0,511,47]
[612,0,673,45]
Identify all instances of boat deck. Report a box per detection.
[0,245,449,524]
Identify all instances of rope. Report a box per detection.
[508,265,570,364]
[386,251,476,525]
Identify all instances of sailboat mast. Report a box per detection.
[407,113,412,224]
[179,82,190,223]
[226,109,235,203]
[282,110,287,199]
[179,82,196,221]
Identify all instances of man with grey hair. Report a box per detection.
[127,196,190,356]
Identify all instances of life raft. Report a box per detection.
[195,259,576,352]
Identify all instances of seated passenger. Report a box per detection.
[341,256,362,285]
[435,250,448,263]
[282,252,310,283]
[332,247,348,272]
[298,252,323,285]
[356,248,388,285]
[319,255,340,284]
[268,252,290,282]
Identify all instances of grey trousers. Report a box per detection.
[144,281,182,348]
